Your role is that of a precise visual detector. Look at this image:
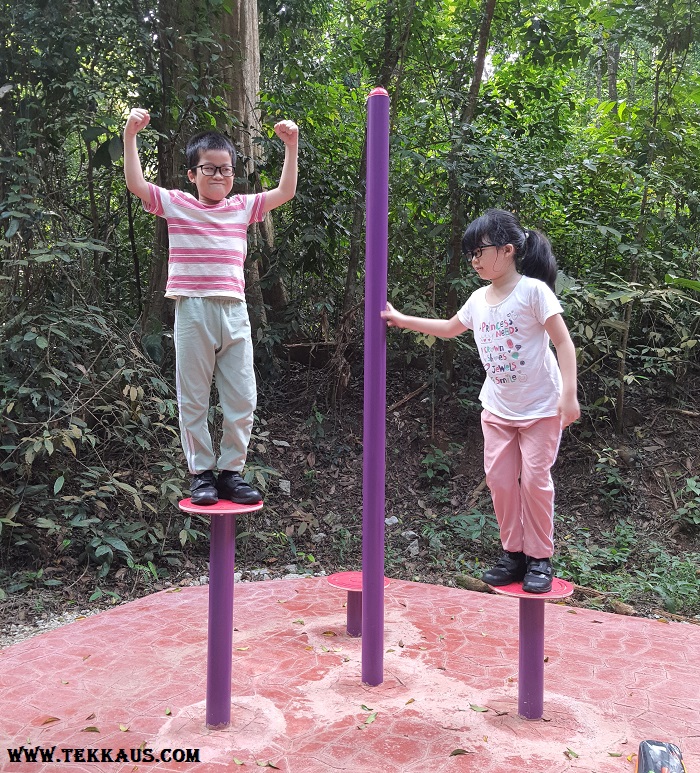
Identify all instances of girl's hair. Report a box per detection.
[461,209,557,291]
[185,131,237,170]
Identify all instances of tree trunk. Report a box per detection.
[140,0,198,333]
[443,0,497,384]
[340,0,417,320]
[607,39,620,102]
[614,48,668,433]
[327,0,416,405]
[218,0,291,339]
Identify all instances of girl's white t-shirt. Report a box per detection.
[457,276,564,420]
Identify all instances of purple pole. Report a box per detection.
[346,591,362,637]
[206,513,236,728]
[518,598,545,719]
[362,87,389,686]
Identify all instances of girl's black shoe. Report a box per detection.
[481,551,527,586]
[522,557,553,593]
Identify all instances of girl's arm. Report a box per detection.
[263,121,299,213]
[381,302,468,339]
[544,313,580,428]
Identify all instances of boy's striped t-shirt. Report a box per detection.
[144,183,267,301]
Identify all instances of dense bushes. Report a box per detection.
[0,302,197,587]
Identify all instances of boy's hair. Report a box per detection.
[185,131,237,170]
[462,208,557,292]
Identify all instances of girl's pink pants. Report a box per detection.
[481,409,562,559]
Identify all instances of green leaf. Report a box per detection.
[665,274,700,293]
[54,475,65,494]
[469,704,489,712]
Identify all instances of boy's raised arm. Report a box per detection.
[263,120,298,213]
[123,108,153,207]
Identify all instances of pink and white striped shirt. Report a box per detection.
[144,183,267,301]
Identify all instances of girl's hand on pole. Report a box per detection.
[381,302,404,328]
[125,108,150,137]
[274,120,299,148]
[559,394,580,429]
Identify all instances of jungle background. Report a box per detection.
[1,0,699,630]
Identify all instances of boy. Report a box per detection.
[124,107,298,505]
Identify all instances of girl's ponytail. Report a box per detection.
[520,229,557,292]
[462,209,558,293]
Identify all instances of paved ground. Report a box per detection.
[1,577,698,772]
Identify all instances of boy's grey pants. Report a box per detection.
[174,297,256,475]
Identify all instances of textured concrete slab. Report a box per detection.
[1,577,698,772]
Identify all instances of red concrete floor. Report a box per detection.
[1,577,698,773]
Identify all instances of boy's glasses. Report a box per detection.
[465,243,500,261]
[192,164,235,177]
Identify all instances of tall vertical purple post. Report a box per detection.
[362,87,389,686]
[206,513,236,728]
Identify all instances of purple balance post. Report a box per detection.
[206,512,236,729]
[490,578,573,720]
[518,598,545,719]
[179,498,263,729]
[362,87,390,687]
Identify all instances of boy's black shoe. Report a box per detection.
[481,551,527,586]
[217,471,263,505]
[522,557,553,593]
[190,470,219,506]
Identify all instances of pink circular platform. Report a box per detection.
[178,497,263,515]
[489,577,574,600]
[327,571,391,591]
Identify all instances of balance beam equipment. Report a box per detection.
[178,497,263,729]
[327,571,391,637]
[490,578,574,720]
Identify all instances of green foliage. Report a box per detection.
[673,477,700,528]
[0,301,194,585]
[304,405,327,441]
[594,448,631,501]
[420,446,453,481]
[449,509,499,544]
[558,521,700,615]
[564,278,699,413]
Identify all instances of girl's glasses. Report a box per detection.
[191,164,235,177]
[465,243,500,261]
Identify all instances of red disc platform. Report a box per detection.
[178,497,263,515]
[327,571,391,591]
[489,577,574,600]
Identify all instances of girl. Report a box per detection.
[381,209,579,593]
